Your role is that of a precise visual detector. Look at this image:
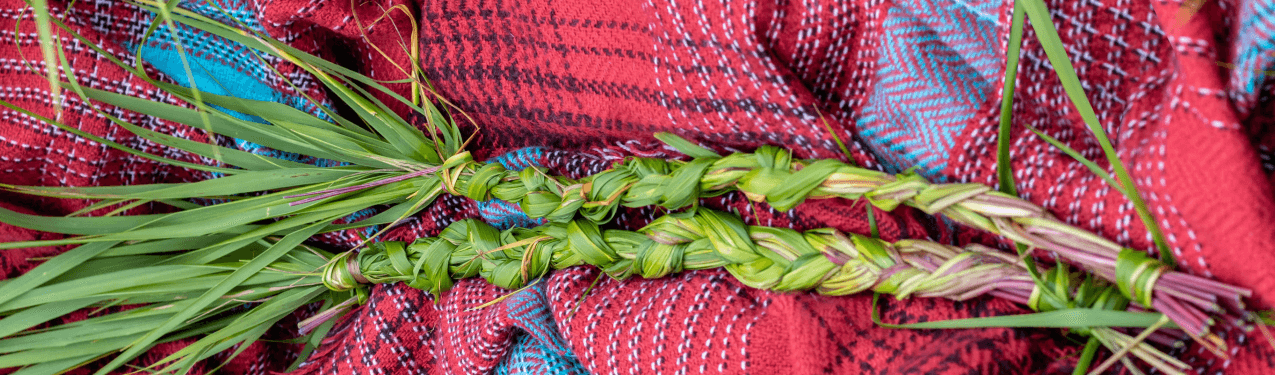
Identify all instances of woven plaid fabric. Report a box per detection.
[3,0,1275,375]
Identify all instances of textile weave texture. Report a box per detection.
[0,0,1274,374]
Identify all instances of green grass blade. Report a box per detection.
[47,255,182,283]
[88,109,313,171]
[149,286,325,373]
[1024,124,1123,189]
[0,298,97,338]
[93,222,327,375]
[1019,0,1175,266]
[992,1,1050,291]
[997,2,1026,197]
[1072,336,1102,375]
[98,235,238,258]
[0,314,170,353]
[0,206,168,237]
[27,0,60,114]
[0,241,119,307]
[654,133,720,159]
[0,334,137,367]
[874,297,1173,329]
[71,85,384,167]
[3,168,355,200]
[9,354,100,375]
[321,179,442,232]
[0,266,223,313]
[149,81,385,147]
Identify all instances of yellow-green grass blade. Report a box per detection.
[47,255,194,283]
[325,73,439,160]
[10,354,99,375]
[0,265,224,313]
[1023,124,1123,190]
[0,197,297,242]
[992,1,1051,293]
[1072,336,1102,375]
[274,120,410,163]
[873,296,1175,330]
[71,84,391,168]
[319,178,442,232]
[1,168,358,200]
[0,314,173,353]
[1019,0,1174,266]
[151,206,363,266]
[46,7,420,168]
[0,242,119,307]
[0,336,136,368]
[48,40,258,178]
[148,81,389,150]
[98,235,239,258]
[148,286,326,373]
[0,312,238,370]
[0,207,170,238]
[0,171,394,245]
[27,0,61,115]
[85,274,311,303]
[76,103,314,172]
[655,132,721,159]
[94,222,327,375]
[0,298,97,338]
[996,2,1026,197]
[65,199,131,218]
[289,305,337,371]
[149,0,220,165]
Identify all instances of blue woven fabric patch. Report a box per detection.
[1228,0,1275,114]
[493,282,589,375]
[857,0,1001,180]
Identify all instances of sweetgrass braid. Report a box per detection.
[328,207,1194,364]
[411,139,1249,338]
[334,205,1158,316]
[329,208,1042,300]
[326,206,1198,373]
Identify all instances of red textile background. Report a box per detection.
[0,0,1273,374]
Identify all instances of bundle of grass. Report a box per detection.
[0,0,1267,374]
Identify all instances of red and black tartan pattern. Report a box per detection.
[3,0,1275,374]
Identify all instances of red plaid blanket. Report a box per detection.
[1,0,1273,373]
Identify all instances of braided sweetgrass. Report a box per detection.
[0,2,1261,372]
[324,208,1190,373]
[309,135,1250,346]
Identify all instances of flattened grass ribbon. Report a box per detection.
[1116,248,1168,309]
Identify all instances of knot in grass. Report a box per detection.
[321,250,368,292]
[1115,248,1169,308]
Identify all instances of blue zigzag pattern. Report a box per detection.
[493,282,589,375]
[1229,0,1275,114]
[858,0,1001,180]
